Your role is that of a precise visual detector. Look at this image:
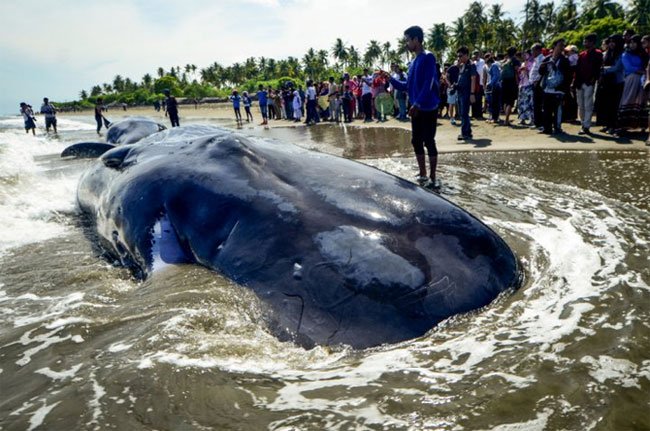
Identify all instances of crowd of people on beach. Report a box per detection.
[20,29,649,152]
[223,30,649,148]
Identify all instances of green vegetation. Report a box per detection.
[57,0,648,110]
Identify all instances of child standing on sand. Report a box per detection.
[230,90,242,124]
[242,91,253,122]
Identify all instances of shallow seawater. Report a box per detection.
[0,115,649,430]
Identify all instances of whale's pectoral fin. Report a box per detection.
[60,142,115,159]
[101,146,133,169]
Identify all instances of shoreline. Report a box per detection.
[61,104,650,154]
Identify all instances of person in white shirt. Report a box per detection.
[304,80,319,125]
[472,51,486,119]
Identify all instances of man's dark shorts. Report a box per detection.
[45,117,57,128]
[411,109,438,156]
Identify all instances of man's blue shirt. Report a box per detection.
[390,51,440,111]
[257,90,268,106]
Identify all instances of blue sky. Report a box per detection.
[0,0,557,115]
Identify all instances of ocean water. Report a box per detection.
[0,114,649,430]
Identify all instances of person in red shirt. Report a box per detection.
[573,33,603,134]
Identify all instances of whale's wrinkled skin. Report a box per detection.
[72,120,520,348]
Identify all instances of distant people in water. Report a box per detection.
[163,89,180,127]
[242,91,253,122]
[229,90,242,124]
[40,97,57,134]
[19,102,36,135]
[94,98,110,135]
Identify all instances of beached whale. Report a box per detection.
[65,119,520,348]
[61,117,166,158]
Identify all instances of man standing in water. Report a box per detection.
[163,89,180,127]
[386,25,440,190]
[40,97,57,134]
[94,98,106,136]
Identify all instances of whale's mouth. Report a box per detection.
[150,213,194,272]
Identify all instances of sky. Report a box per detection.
[1,0,545,115]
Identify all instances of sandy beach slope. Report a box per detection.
[63,104,649,153]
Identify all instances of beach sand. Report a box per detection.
[64,104,649,153]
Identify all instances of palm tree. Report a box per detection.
[488,3,504,23]
[200,62,224,87]
[278,58,300,77]
[463,1,487,49]
[267,58,277,77]
[142,73,153,89]
[231,63,245,85]
[427,23,449,59]
[302,48,316,79]
[396,37,410,63]
[348,45,361,68]
[627,0,650,35]
[540,2,556,42]
[200,67,215,86]
[112,75,124,92]
[380,41,393,69]
[303,48,317,79]
[583,0,624,21]
[258,57,268,79]
[332,38,349,68]
[90,85,102,97]
[124,77,135,92]
[555,0,578,33]
[522,0,544,47]
[493,18,518,53]
[244,57,258,80]
[451,17,471,49]
[157,67,164,78]
[288,56,303,76]
[79,90,88,100]
[317,49,329,70]
[364,40,382,68]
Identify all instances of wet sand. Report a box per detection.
[64,104,649,153]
